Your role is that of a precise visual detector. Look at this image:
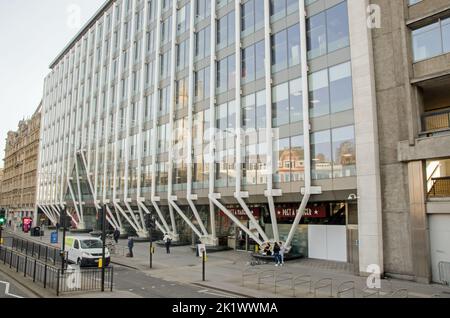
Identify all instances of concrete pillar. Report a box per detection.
[348,0,384,276]
[407,161,431,283]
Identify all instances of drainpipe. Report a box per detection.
[186,0,208,237]
[285,0,311,249]
[233,0,269,244]
[208,0,218,245]
[263,0,280,243]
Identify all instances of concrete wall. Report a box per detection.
[370,0,415,276]
[348,0,384,275]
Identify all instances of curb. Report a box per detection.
[110,260,140,271]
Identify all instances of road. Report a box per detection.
[112,265,242,298]
[0,270,35,298]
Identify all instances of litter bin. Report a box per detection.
[33,227,41,237]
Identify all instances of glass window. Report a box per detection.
[270,0,286,21]
[228,100,236,130]
[254,0,265,30]
[242,0,255,35]
[242,94,256,130]
[332,126,356,178]
[242,45,255,83]
[255,41,265,80]
[412,21,442,61]
[309,69,329,118]
[228,54,236,90]
[326,2,350,53]
[256,90,266,129]
[311,130,332,180]
[274,137,291,183]
[287,24,301,66]
[290,135,304,181]
[272,30,288,72]
[272,83,290,127]
[289,78,302,123]
[329,62,353,113]
[443,18,450,53]
[307,12,327,59]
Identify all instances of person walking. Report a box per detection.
[163,233,172,254]
[127,237,134,258]
[113,228,120,244]
[279,242,285,266]
[273,242,281,266]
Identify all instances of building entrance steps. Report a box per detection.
[5,227,450,298]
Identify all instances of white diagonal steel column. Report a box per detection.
[166,0,180,238]
[186,0,208,237]
[122,0,147,236]
[135,0,151,223]
[285,0,311,249]
[150,0,173,236]
[208,0,217,243]
[112,0,128,210]
[92,13,109,209]
[233,0,269,243]
[263,0,280,242]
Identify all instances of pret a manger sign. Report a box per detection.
[275,205,327,220]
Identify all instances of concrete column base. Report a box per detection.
[201,236,219,246]
[170,233,180,242]
[136,230,149,238]
[76,222,86,230]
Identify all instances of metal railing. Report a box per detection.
[4,235,64,266]
[421,108,450,135]
[428,177,450,198]
[0,245,114,296]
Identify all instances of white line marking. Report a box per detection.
[0,281,24,299]
[198,289,235,298]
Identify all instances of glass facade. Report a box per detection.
[38,0,355,237]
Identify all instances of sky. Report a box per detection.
[0,0,106,168]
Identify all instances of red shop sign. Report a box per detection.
[220,207,261,220]
[275,205,326,220]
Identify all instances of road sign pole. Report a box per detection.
[61,208,67,274]
[202,250,206,282]
[150,225,153,269]
[101,205,106,292]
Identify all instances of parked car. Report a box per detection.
[65,236,110,267]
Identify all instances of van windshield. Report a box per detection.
[80,240,103,249]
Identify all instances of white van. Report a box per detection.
[65,236,110,267]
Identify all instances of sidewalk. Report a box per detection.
[4,228,450,298]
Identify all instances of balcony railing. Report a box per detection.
[421,108,450,137]
[428,176,450,198]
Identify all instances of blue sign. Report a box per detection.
[51,232,58,244]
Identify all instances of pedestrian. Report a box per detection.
[163,233,172,254]
[279,242,285,266]
[127,237,134,258]
[263,243,272,256]
[273,242,281,266]
[113,228,120,244]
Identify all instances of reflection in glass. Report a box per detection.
[332,126,356,178]
[311,130,332,180]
